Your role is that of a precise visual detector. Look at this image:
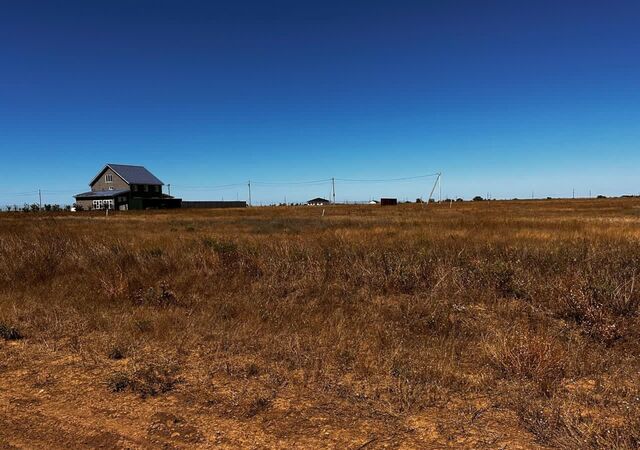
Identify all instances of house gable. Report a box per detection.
[91,166,129,192]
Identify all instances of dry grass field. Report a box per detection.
[1,199,640,449]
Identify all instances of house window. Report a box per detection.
[105,174,113,183]
[154,185,160,193]
[108,186,114,191]
[132,185,138,192]
[92,199,114,210]
[144,185,149,192]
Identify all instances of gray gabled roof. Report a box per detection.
[74,189,130,199]
[90,164,164,186]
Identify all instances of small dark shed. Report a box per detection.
[380,198,398,206]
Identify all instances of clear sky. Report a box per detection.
[1,0,639,205]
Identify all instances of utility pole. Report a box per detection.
[248,180,252,207]
[331,177,336,204]
[572,188,575,199]
[167,184,171,196]
[427,174,440,205]
[438,172,442,202]
[38,189,42,210]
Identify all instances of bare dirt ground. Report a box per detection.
[1,200,639,448]
[0,342,539,449]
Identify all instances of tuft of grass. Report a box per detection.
[107,360,179,398]
[131,281,180,308]
[107,346,126,360]
[559,284,622,344]
[513,394,640,449]
[0,323,23,341]
[486,329,566,396]
[245,395,272,418]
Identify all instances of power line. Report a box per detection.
[335,173,440,183]
[170,182,246,191]
[0,190,39,196]
[252,178,332,186]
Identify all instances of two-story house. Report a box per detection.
[74,164,181,210]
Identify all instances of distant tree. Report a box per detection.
[456,198,464,202]
[597,195,607,199]
[415,198,423,203]
[4,205,11,212]
[52,204,61,211]
[473,196,484,202]
[64,205,71,211]
[44,204,52,211]
[74,203,84,211]
[30,203,40,212]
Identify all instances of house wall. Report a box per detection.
[129,197,181,209]
[75,194,129,211]
[129,184,162,197]
[91,167,129,192]
[75,199,94,210]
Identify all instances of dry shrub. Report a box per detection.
[490,260,533,300]
[203,237,238,258]
[390,294,471,339]
[386,375,442,413]
[106,339,131,360]
[0,322,23,341]
[514,394,640,449]
[130,281,180,308]
[245,394,272,418]
[559,283,622,344]
[107,347,125,360]
[486,329,566,395]
[203,237,261,277]
[107,358,180,398]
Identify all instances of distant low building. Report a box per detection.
[380,198,398,206]
[74,164,181,210]
[369,200,379,205]
[307,197,331,206]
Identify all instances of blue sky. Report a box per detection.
[1,0,639,205]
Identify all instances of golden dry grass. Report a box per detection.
[1,199,640,448]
